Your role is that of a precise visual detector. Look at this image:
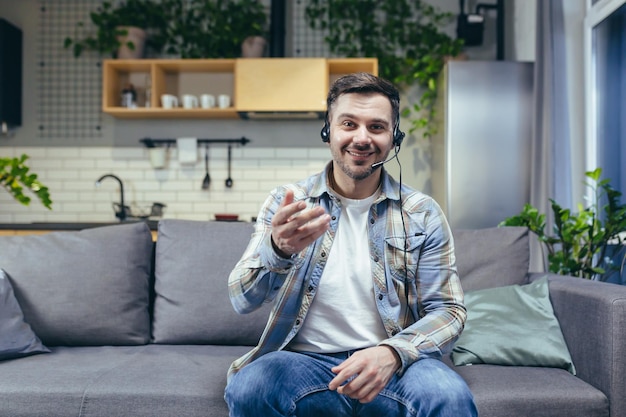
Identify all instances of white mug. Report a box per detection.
[161,94,178,109]
[182,94,199,109]
[218,94,231,109]
[200,94,216,109]
[149,147,168,169]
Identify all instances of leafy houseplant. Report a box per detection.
[161,0,268,58]
[0,155,52,209]
[305,0,464,138]
[500,168,626,280]
[64,0,169,58]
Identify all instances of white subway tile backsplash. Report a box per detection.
[129,181,162,192]
[46,170,86,180]
[142,191,178,202]
[242,169,278,180]
[1,146,329,224]
[13,147,44,158]
[64,159,101,169]
[64,180,102,191]
[95,159,129,170]
[276,148,310,159]
[47,148,81,158]
[79,147,113,158]
[241,148,275,159]
[258,159,293,168]
[111,147,145,159]
[60,202,97,212]
[308,147,331,159]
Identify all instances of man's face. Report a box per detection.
[327,92,395,182]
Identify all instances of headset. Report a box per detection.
[320,112,405,147]
[320,107,413,323]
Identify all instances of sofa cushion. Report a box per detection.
[453,226,529,292]
[0,269,50,360]
[451,277,575,374]
[0,344,249,417]
[446,360,608,417]
[0,223,153,346]
[152,219,271,345]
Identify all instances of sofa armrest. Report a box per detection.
[529,272,626,417]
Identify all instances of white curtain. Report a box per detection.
[529,0,573,272]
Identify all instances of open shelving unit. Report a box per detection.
[102,58,378,119]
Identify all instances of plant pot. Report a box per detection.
[241,36,266,58]
[116,26,146,59]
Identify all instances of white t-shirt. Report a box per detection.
[289,190,388,353]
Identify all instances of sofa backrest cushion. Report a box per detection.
[0,269,50,359]
[152,219,271,346]
[452,226,530,292]
[0,222,153,346]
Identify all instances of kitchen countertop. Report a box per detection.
[0,220,160,231]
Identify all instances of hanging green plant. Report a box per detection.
[500,168,626,280]
[0,154,52,209]
[160,0,269,58]
[63,0,170,58]
[306,0,464,139]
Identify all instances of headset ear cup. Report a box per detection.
[321,123,330,143]
[393,128,405,147]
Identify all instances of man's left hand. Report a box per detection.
[328,346,401,403]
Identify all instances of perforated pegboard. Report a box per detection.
[291,0,329,57]
[37,0,104,140]
[33,0,327,143]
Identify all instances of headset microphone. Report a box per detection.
[371,146,400,169]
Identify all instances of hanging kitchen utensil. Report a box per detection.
[202,143,211,190]
[225,144,233,188]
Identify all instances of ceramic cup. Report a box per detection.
[149,147,168,169]
[218,94,231,109]
[161,94,179,109]
[182,94,199,109]
[200,94,216,109]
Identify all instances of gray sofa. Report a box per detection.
[0,220,624,417]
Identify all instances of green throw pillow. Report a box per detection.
[451,277,576,374]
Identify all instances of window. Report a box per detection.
[585,0,626,198]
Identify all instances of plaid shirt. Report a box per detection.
[228,163,466,379]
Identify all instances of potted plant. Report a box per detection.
[230,0,269,57]
[305,0,464,139]
[0,154,52,209]
[160,0,268,58]
[64,0,169,58]
[500,168,626,281]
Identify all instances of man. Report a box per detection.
[225,72,477,417]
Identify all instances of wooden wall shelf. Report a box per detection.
[102,58,378,119]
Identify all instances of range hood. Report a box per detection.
[234,58,378,120]
[239,111,323,120]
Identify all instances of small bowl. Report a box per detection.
[215,213,239,222]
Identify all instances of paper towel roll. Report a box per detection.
[177,138,198,165]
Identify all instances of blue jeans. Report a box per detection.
[225,350,477,417]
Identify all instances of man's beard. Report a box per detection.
[331,146,379,181]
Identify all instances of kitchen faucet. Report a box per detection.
[95,174,126,221]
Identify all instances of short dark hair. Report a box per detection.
[326,72,401,125]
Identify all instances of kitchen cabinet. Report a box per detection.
[102,58,378,119]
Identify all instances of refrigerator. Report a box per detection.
[431,61,534,229]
